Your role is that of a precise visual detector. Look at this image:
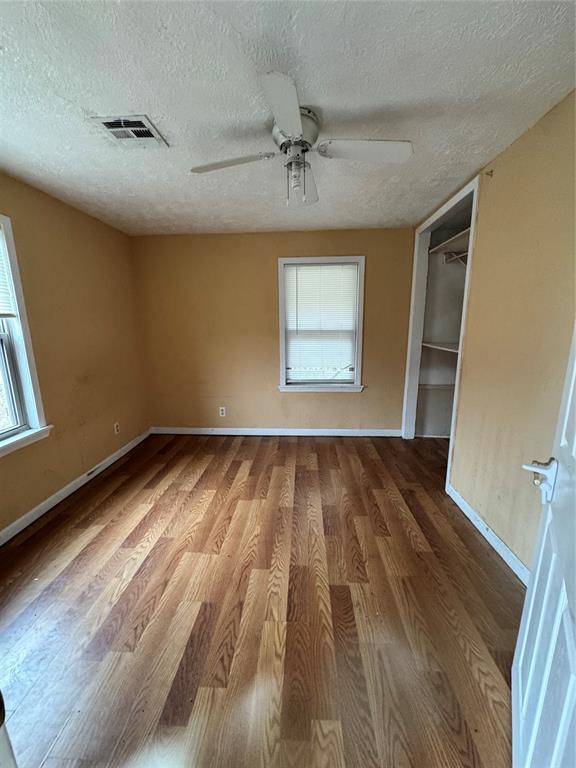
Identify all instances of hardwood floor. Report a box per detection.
[0,435,525,768]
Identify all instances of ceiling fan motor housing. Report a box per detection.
[272,107,320,153]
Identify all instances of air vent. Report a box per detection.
[92,115,168,147]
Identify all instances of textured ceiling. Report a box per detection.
[0,1,574,234]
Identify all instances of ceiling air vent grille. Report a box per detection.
[93,115,168,147]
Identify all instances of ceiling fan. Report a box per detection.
[190,72,413,206]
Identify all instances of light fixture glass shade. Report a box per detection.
[286,160,318,206]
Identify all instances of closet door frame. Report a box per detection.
[401,175,480,487]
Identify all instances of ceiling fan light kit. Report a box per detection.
[280,116,319,206]
[190,71,413,207]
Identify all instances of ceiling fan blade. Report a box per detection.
[260,71,303,138]
[191,152,276,174]
[316,139,413,163]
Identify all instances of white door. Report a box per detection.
[513,326,576,768]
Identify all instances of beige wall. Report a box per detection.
[0,173,147,532]
[450,92,575,567]
[133,229,413,430]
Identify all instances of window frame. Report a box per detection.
[0,214,51,458]
[277,255,365,393]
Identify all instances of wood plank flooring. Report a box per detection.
[0,435,525,768]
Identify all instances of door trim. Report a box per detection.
[401,176,480,496]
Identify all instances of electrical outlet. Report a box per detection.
[218,406,226,418]
[113,422,120,435]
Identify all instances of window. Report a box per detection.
[278,256,365,392]
[0,215,50,457]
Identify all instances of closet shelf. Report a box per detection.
[418,383,455,390]
[422,341,459,354]
[429,227,470,256]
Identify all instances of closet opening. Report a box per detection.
[402,176,479,489]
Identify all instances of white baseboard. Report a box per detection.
[0,431,150,547]
[445,482,530,585]
[149,426,402,437]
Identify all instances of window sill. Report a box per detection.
[0,424,53,458]
[278,384,364,393]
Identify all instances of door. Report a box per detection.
[512,326,576,768]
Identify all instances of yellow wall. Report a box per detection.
[450,92,575,567]
[0,173,147,532]
[133,229,413,430]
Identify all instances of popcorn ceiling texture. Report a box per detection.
[0,1,574,235]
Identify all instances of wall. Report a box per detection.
[133,229,413,430]
[0,172,147,532]
[450,92,575,567]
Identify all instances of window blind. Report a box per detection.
[284,262,359,383]
[0,227,17,318]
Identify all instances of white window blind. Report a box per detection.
[0,226,17,318]
[283,261,360,384]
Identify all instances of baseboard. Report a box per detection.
[0,430,150,547]
[149,426,403,437]
[445,483,530,585]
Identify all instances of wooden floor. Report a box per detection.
[0,435,525,768]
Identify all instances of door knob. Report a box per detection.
[522,457,558,504]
